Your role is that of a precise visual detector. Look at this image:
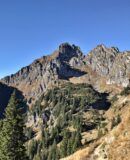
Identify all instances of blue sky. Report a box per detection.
[0,0,130,78]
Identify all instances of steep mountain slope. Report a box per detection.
[85,44,119,76]
[107,51,130,87]
[26,82,130,160]
[25,83,111,160]
[1,43,130,103]
[1,43,86,104]
[61,86,130,160]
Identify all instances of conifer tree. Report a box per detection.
[50,139,57,160]
[67,139,72,155]
[0,91,28,160]
[72,130,82,152]
[60,130,69,158]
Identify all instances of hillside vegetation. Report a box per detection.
[26,83,110,160]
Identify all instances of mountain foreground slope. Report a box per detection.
[1,43,130,160]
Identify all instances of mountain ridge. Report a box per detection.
[1,43,130,104]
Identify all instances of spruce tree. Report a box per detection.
[0,91,28,160]
[72,130,82,152]
[48,139,57,160]
[67,139,72,155]
[60,130,70,158]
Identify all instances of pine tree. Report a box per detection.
[48,140,57,160]
[67,139,72,155]
[51,139,57,160]
[72,98,76,114]
[0,91,28,160]
[72,130,82,152]
[60,130,70,158]
[0,120,3,156]
[80,97,85,110]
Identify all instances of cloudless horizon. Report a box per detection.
[0,0,130,78]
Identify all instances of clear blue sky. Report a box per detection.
[0,0,130,78]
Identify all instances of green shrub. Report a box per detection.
[120,85,130,96]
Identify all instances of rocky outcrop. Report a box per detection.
[85,44,119,76]
[107,52,130,87]
[85,45,130,87]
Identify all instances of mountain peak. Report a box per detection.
[93,44,119,53]
[95,44,106,49]
[58,43,83,61]
[1,43,85,103]
[85,44,119,76]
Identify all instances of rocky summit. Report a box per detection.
[85,45,119,75]
[0,43,86,104]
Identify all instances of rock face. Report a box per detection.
[107,52,130,87]
[85,44,119,76]
[1,42,130,103]
[85,45,130,87]
[1,43,86,103]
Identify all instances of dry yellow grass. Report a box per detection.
[61,94,130,160]
[60,140,101,160]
